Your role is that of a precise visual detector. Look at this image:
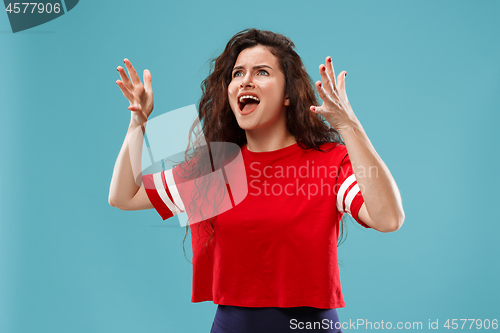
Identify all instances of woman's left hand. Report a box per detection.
[310,56,358,131]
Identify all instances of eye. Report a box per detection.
[233,71,243,77]
[258,70,269,75]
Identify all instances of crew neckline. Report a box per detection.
[242,142,300,157]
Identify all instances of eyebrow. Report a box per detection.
[232,64,274,71]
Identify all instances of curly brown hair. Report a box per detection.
[181,28,347,262]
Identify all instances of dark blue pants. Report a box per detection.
[210,305,343,333]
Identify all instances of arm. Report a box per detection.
[108,58,155,211]
[108,123,152,210]
[338,122,404,232]
[311,56,405,232]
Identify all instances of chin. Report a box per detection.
[231,109,255,130]
[235,119,258,131]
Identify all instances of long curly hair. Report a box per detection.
[181,28,348,262]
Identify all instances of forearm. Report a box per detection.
[338,119,404,231]
[108,123,145,208]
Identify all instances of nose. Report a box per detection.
[240,73,255,88]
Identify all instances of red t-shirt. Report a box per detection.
[142,142,369,309]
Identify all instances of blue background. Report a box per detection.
[1,0,499,332]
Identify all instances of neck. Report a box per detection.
[245,123,296,153]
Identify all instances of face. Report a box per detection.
[228,45,290,132]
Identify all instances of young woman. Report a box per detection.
[109,29,404,333]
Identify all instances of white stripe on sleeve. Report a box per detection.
[164,169,186,212]
[153,172,181,215]
[344,183,360,215]
[336,174,356,213]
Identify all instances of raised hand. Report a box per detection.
[310,56,357,131]
[116,58,154,127]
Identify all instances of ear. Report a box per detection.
[284,95,290,106]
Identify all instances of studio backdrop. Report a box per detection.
[1,0,499,332]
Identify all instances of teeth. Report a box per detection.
[239,95,260,103]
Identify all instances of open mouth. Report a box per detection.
[238,95,260,115]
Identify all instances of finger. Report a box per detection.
[123,58,141,86]
[117,66,133,91]
[326,56,338,92]
[116,80,134,101]
[314,80,333,106]
[337,71,347,92]
[338,72,350,105]
[143,69,152,93]
[310,105,325,115]
[128,104,142,112]
[319,63,334,97]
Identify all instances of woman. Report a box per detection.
[109,28,404,333]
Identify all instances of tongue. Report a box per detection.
[242,101,259,113]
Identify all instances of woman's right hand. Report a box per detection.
[116,58,154,128]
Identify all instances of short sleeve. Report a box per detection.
[142,154,241,224]
[142,167,185,221]
[336,151,371,229]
